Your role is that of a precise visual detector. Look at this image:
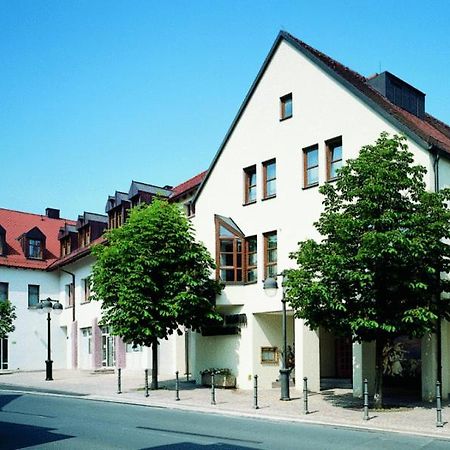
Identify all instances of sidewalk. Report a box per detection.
[0,369,449,440]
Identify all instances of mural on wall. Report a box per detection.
[383,337,421,386]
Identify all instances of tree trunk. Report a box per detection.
[373,337,386,409]
[151,338,158,390]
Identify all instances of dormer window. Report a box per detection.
[28,239,43,259]
[20,227,46,260]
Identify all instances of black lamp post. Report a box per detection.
[263,273,290,401]
[37,297,63,381]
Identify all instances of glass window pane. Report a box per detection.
[236,270,242,282]
[0,283,7,301]
[268,264,277,278]
[266,162,276,180]
[331,160,342,179]
[220,253,234,267]
[248,238,257,253]
[221,269,235,282]
[332,145,342,161]
[219,225,234,237]
[307,149,318,168]
[220,240,234,252]
[237,240,242,252]
[249,172,256,186]
[248,187,256,202]
[284,98,292,117]
[268,249,277,263]
[248,253,257,266]
[307,167,318,185]
[28,285,39,307]
[247,269,257,282]
[236,254,242,268]
[266,179,276,196]
[267,234,277,248]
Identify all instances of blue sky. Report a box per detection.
[1,0,449,219]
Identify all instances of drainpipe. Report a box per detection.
[432,146,443,385]
[60,269,76,322]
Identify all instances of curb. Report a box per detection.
[1,386,449,441]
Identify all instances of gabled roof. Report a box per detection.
[171,171,207,200]
[0,208,76,270]
[77,212,108,228]
[193,30,450,204]
[129,181,172,199]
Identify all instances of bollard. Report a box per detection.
[253,375,259,410]
[211,372,216,405]
[145,369,149,398]
[303,377,309,415]
[363,378,369,421]
[436,381,444,427]
[175,371,180,401]
[117,368,122,394]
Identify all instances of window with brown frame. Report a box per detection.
[79,227,91,247]
[303,145,319,188]
[280,93,292,120]
[261,346,279,364]
[0,282,8,302]
[28,239,43,259]
[244,165,257,204]
[216,218,244,283]
[246,236,257,283]
[326,136,343,181]
[263,159,276,198]
[65,283,74,307]
[264,231,277,278]
[82,277,91,303]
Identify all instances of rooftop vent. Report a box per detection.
[367,71,425,118]
[45,208,60,219]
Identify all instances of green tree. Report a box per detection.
[0,300,16,339]
[91,199,222,388]
[285,133,450,408]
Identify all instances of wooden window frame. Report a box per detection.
[303,145,319,188]
[326,136,343,181]
[28,238,43,259]
[263,159,276,199]
[280,93,293,121]
[27,284,40,308]
[65,283,74,307]
[82,277,91,303]
[245,236,257,284]
[243,165,257,205]
[261,346,279,364]
[264,231,277,279]
[215,218,245,284]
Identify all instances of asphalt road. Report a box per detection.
[0,389,449,450]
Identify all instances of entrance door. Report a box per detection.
[0,338,8,370]
[101,327,115,367]
[335,337,352,378]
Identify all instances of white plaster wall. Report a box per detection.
[192,39,436,390]
[0,266,66,370]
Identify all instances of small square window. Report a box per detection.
[326,136,343,181]
[280,93,293,120]
[261,346,279,364]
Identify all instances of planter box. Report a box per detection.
[201,373,236,389]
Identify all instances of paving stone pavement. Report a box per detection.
[0,369,449,440]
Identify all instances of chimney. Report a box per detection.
[367,71,425,118]
[45,208,60,219]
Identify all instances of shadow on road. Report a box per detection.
[141,444,258,449]
[0,420,73,449]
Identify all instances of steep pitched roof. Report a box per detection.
[129,181,172,199]
[171,171,207,200]
[193,30,450,204]
[0,208,76,270]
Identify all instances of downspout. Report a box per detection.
[60,269,76,322]
[432,145,443,385]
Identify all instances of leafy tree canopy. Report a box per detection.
[91,199,222,347]
[286,133,450,343]
[0,300,16,339]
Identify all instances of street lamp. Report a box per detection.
[263,273,290,401]
[37,297,63,381]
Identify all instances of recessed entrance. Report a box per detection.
[101,327,115,367]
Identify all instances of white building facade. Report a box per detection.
[190,31,450,400]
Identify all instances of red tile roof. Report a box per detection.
[47,236,106,270]
[0,208,76,270]
[283,32,450,154]
[170,170,207,200]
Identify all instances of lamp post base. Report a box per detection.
[45,360,53,381]
[279,368,291,401]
